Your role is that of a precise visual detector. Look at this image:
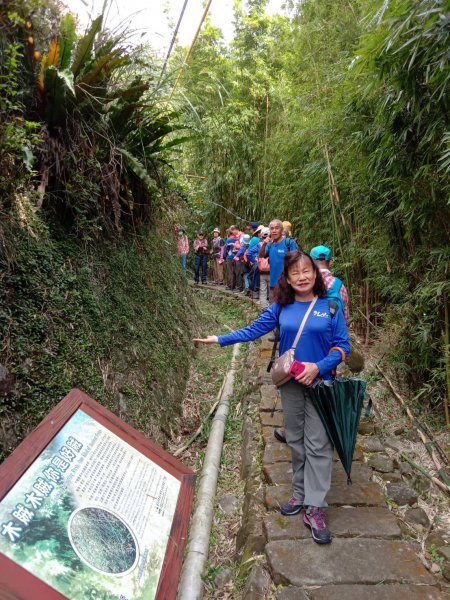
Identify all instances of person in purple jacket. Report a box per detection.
[193,250,350,545]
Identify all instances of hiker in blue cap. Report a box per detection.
[310,245,349,320]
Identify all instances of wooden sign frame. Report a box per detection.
[0,388,195,600]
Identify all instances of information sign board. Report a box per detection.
[0,389,195,600]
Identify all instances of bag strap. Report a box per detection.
[291,296,318,350]
[267,306,282,372]
[267,334,279,372]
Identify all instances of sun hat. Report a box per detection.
[242,234,251,245]
[261,227,270,237]
[255,224,265,234]
[310,245,331,261]
[282,220,292,235]
[213,227,220,233]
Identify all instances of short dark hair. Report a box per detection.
[273,251,327,306]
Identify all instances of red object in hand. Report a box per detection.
[288,360,305,378]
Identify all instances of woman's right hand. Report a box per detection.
[193,336,219,344]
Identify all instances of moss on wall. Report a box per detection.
[0,219,194,460]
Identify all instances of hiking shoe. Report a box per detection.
[303,507,332,544]
[274,427,287,444]
[280,497,303,516]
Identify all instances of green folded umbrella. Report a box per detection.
[308,377,368,485]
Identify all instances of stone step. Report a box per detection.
[277,585,444,600]
[258,367,274,384]
[276,587,308,600]
[266,539,436,586]
[260,338,275,351]
[260,398,281,412]
[265,481,385,510]
[260,390,282,412]
[308,584,445,600]
[264,507,402,542]
[264,461,372,486]
[263,442,292,464]
[262,428,364,456]
[260,411,284,427]
[262,426,283,445]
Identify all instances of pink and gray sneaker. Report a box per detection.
[303,507,332,544]
[280,496,303,516]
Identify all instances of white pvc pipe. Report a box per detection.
[177,343,241,600]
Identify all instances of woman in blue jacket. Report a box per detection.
[193,251,350,545]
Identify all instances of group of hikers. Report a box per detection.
[190,218,350,546]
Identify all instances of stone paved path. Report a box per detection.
[255,338,445,599]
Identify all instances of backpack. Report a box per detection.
[326,277,344,315]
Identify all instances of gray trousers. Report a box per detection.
[280,381,333,507]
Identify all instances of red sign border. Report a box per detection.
[0,388,195,600]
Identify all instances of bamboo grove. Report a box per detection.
[172,0,450,422]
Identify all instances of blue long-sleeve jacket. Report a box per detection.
[218,297,350,380]
[235,244,250,260]
[246,242,261,265]
[224,237,237,259]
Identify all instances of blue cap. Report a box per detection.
[310,245,331,261]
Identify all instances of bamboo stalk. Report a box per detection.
[323,144,348,286]
[401,453,450,495]
[365,281,370,345]
[444,292,450,427]
[173,372,227,457]
[374,364,448,476]
[356,307,378,330]
[169,0,213,100]
[263,93,269,202]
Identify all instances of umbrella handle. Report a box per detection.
[329,346,347,362]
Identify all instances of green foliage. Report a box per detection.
[0,42,40,196]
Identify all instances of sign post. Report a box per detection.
[0,388,195,600]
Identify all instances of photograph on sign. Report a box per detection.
[0,408,181,600]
